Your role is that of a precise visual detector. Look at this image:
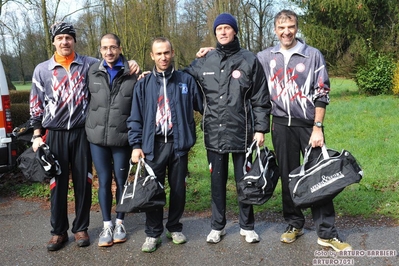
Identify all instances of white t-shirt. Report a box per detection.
[280,41,303,66]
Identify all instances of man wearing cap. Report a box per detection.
[184,13,271,244]
[29,22,139,251]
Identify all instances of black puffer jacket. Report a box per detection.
[185,38,271,153]
[85,55,138,146]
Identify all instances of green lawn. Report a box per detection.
[14,82,32,91]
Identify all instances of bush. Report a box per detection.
[9,90,30,129]
[9,90,30,104]
[392,62,399,96]
[10,103,30,128]
[355,52,396,95]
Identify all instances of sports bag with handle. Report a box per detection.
[17,143,61,182]
[237,141,279,205]
[288,145,363,208]
[116,158,166,213]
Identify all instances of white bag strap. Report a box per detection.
[120,158,159,204]
[299,144,329,176]
[120,161,138,204]
[243,140,267,178]
[140,157,156,179]
[243,140,259,175]
[129,160,142,201]
[321,144,329,160]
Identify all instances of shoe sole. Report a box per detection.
[172,239,186,245]
[241,235,260,243]
[142,239,162,253]
[113,238,127,244]
[280,231,304,244]
[317,238,352,252]
[206,230,226,243]
[47,241,67,252]
[240,230,260,243]
[98,241,114,247]
[76,241,90,247]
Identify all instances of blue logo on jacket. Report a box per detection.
[179,83,188,94]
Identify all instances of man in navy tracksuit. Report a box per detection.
[127,37,203,253]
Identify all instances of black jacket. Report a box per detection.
[185,38,271,153]
[85,55,138,146]
[127,67,203,161]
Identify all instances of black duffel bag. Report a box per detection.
[17,144,61,182]
[288,145,363,208]
[116,158,166,213]
[237,141,280,205]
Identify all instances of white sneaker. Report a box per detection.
[141,237,161,253]
[166,231,187,244]
[206,229,226,243]
[240,229,260,243]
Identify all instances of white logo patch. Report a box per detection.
[232,70,241,79]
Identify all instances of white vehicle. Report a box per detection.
[0,59,17,173]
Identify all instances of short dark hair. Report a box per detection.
[274,10,298,28]
[100,33,121,47]
[151,37,173,51]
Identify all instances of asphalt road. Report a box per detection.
[0,197,398,266]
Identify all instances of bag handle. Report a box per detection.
[130,160,142,201]
[140,157,156,178]
[120,158,157,203]
[299,144,329,176]
[132,158,158,197]
[243,140,259,174]
[243,140,267,176]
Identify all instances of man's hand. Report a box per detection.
[32,137,45,152]
[196,47,215,58]
[309,128,324,148]
[131,148,145,163]
[138,70,151,80]
[127,60,140,75]
[253,132,265,147]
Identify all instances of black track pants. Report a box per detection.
[144,140,188,237]
[207,150,255,231]
[46,127,92,235]
[271,122,338,239]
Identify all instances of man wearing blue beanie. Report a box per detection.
[184,13,271,244]
[213,13,239,35]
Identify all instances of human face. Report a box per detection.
[52,34,75,57]
[215,24,236,45]
[274,17,298,50]
[100,37,122,67]
[151,41,174,72]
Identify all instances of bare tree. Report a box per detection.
[240,0,274,52]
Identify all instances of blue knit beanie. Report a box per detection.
[213,13,238,35]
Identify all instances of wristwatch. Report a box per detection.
[314,121,323,128]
